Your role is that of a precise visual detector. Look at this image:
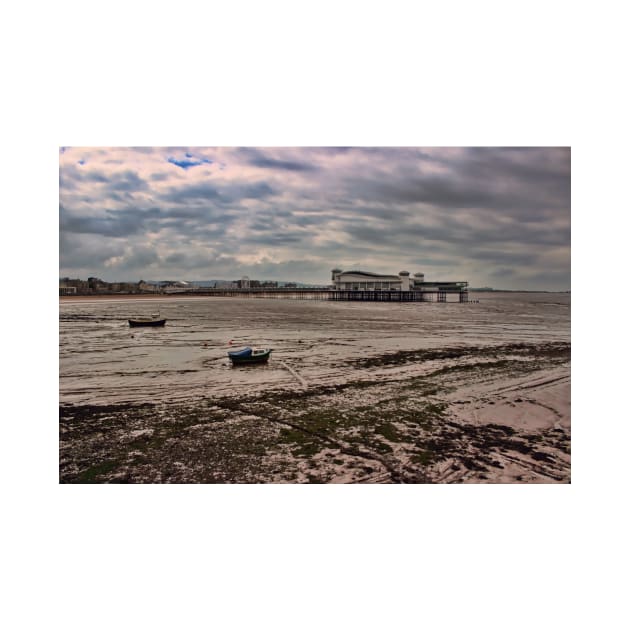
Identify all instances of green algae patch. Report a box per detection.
[75,459,119,483]
[411,451,435,465]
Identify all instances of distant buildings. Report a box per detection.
[59,277,91,295]
[138,280,159,292]
[59,277,161,296]
[235,278,278,289]
[59,276,268,294]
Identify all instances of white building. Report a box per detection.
[163,280,192,294]
[331,269,425,291]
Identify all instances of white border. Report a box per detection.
[7,0,627,628]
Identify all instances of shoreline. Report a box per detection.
[60,294,210,302]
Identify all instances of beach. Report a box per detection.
[59,292,570,483]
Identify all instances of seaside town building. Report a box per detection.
[330,269,466,292]
[162,280,192,293]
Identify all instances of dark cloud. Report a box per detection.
[242,232,304,246]
[237,148,318,172]
[59,232,126,270]
[60,203,237,240]
[84,171,111,184]
[60,164,148,193]
[159,181,276,205]
[106,170,149,192]
[60,208,146,238]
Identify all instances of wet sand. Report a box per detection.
[59,293,570,483]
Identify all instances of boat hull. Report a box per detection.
[228,348,272,365]
[229,355,271,365]
[128,319,166,327]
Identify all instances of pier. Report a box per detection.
[174,287,469,302]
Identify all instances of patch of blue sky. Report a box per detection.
[167,156,212,170]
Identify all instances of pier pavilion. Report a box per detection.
[331,269,467,294]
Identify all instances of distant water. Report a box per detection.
[59,293,570,406]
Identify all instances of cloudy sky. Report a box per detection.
[59,147,570,290]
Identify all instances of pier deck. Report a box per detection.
[177,288,469,302]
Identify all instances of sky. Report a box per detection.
[59,147,570,290]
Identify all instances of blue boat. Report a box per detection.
[228,346,272,365]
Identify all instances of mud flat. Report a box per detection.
[60,340,570,483]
